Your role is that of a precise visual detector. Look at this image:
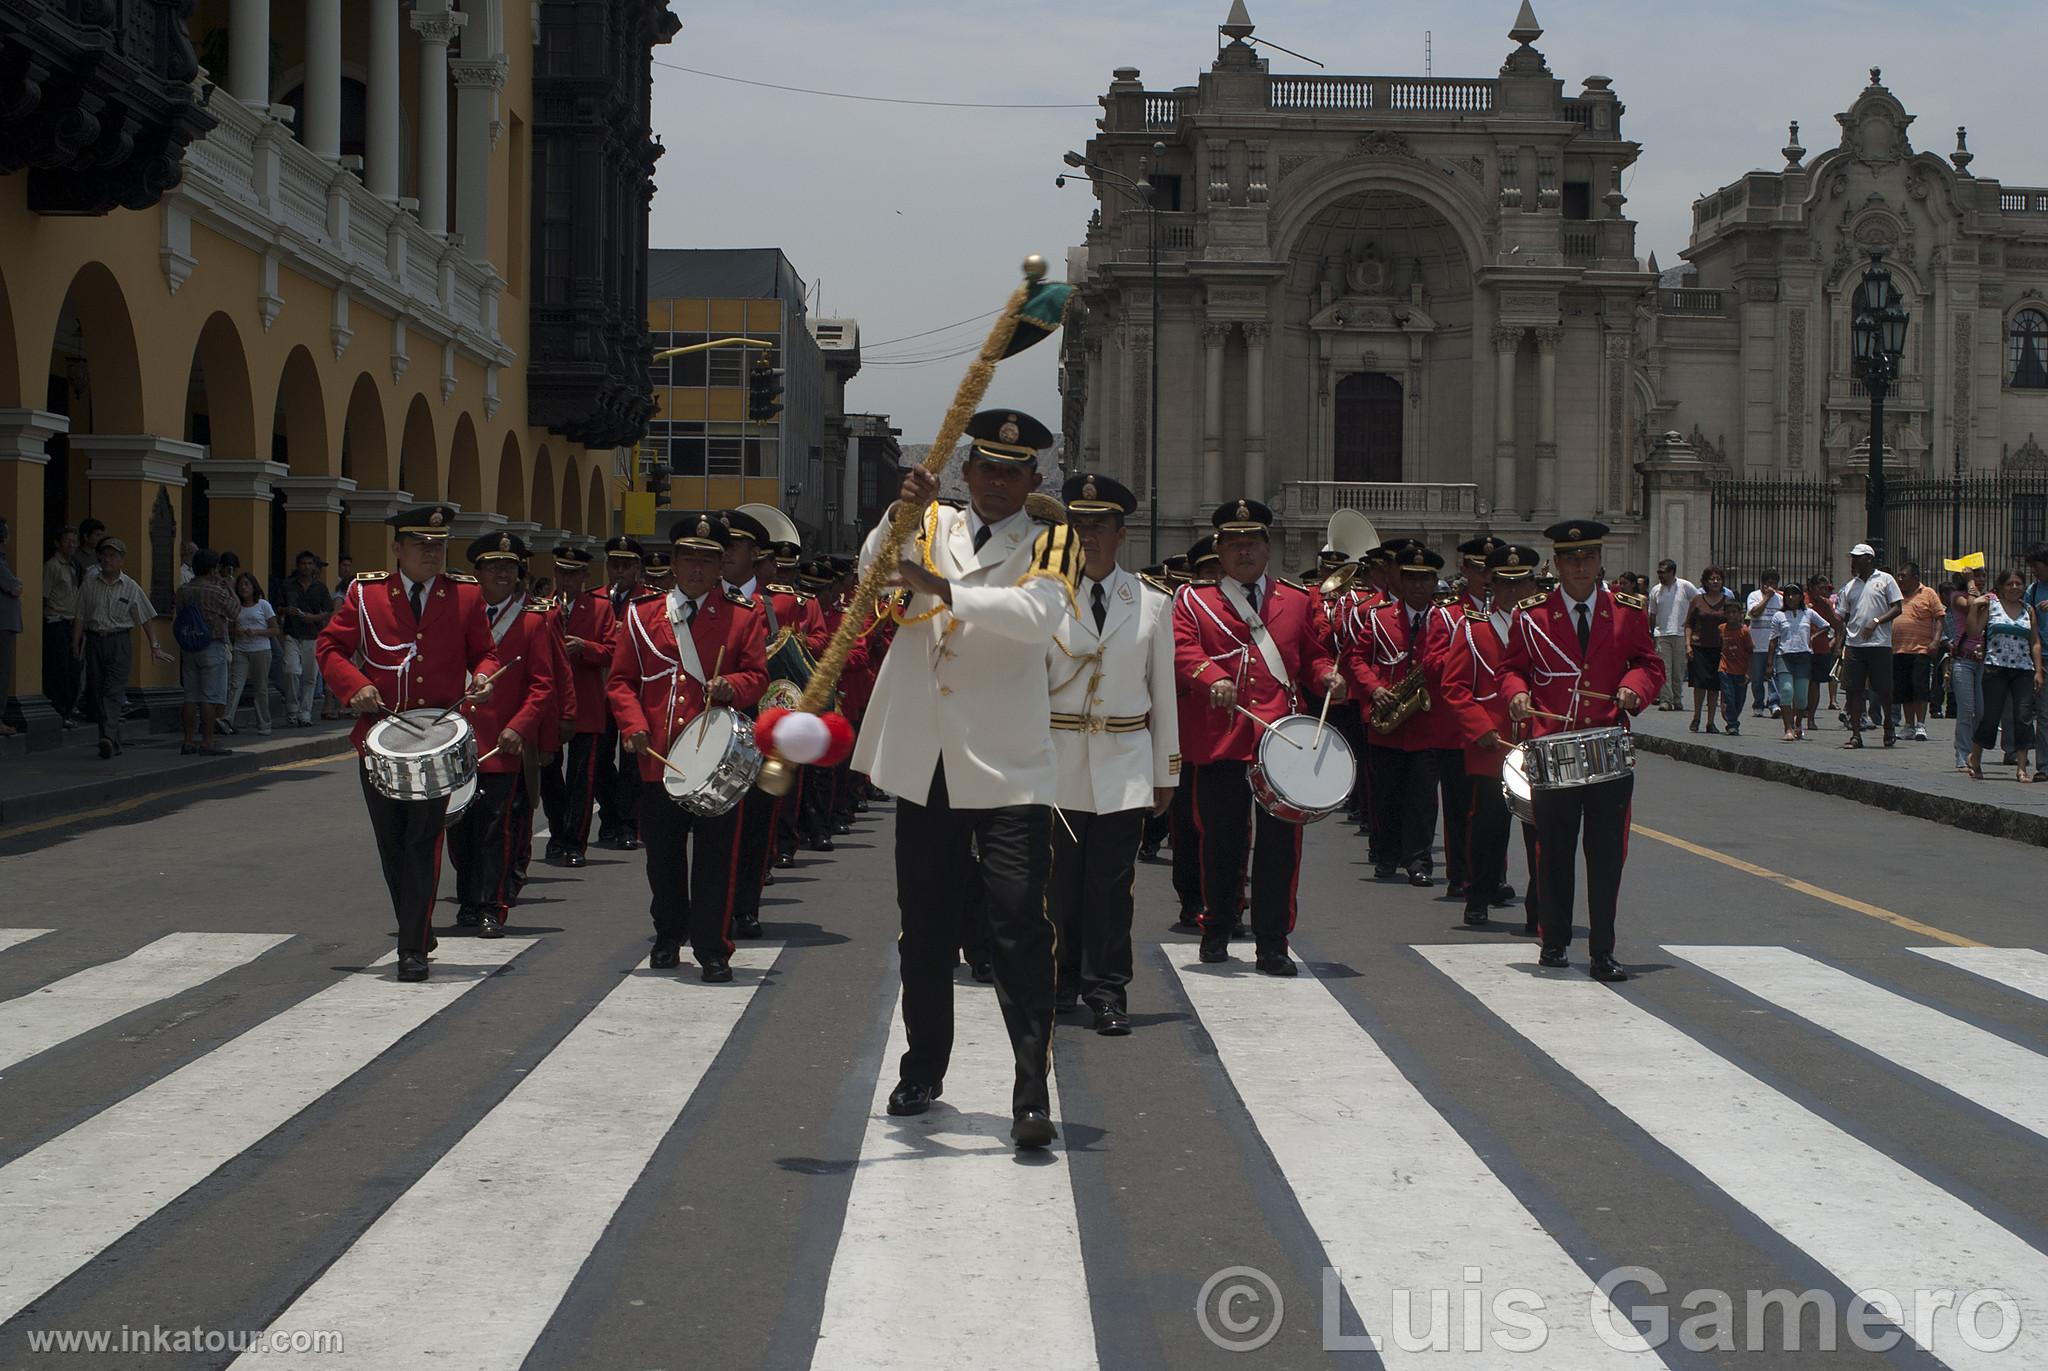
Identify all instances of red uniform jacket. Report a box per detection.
[461,601,559,774]
[1495,587,1664,738]
[1173,577,1334,766]
[553,589,616,738]
[533,602,575,755]
[1435,605,1520,777]
[317,571,498,752]
[764,584,830,655]
[1340,599,1462,752]
[607,587,769,783]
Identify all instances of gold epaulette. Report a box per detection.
[1138,572,1174,596]
[1612,590,1647,610]
[1019,521,1083,602]
[525,599,553,614]
[447,572,477,584]
[1434,593,1459,606]
[355,570,391,582]
[1273,575,1308,593]
[632,588,665,604]
[722,586,751,606]
[1024,491,1067,525]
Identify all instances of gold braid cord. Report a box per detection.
[793,281,1032,715]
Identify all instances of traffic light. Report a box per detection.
[747,357,785,423]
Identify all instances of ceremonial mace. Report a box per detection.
[752,255,1074,795]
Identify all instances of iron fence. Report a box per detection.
[1709,478,1837,585]
[1885,472,2048,574]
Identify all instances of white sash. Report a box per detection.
[662,589,708,685]
[1217,577,1290,691]
[488,594,524,646]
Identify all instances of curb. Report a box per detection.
[0,734,355,829]
[1633,732,2048,847]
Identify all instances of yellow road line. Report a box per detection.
[1632,823,1984,948]
[0,749,357,840]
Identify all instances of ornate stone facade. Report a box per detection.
[1065,2,1651,567]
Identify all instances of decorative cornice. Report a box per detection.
[449,57,509,92]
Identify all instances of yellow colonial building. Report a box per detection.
[0,1,675,744]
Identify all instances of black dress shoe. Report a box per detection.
[544,843,565,862]
[762,868,776,886]
[1492,884,1516,907]
[649,942,682,969]
[564,850,587,868]
[1198,942,1231,964]
[455,906,482,928]
[1373,863,1397,880]
[700,959,734,984]
[596,828,620,848]
[1255,955,1298,977]
[773,852,795,869]
[1462,910,1491,927]
[1092,1006,1131,1036]
[477,913,504,939]
[1408,868,1434,888]
[620,834,641,851]
[732,914,762,940]
[1538,947,1569,969]
[1138,843,1161,861]
[397,951,430,982]
[1231,920,1250,940]
[1589,955,1630,983]
[886,1080,942,1116]
[1055,995,1082,1015]
[1011,1108,1057,1150]
[1518,922,1540,937]
[1172,909,1203,932]
[834,822,855,835]
[1448,882,1469,900]
[970,961,995,984]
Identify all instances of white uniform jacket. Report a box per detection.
[853,501,1081,809]
[1046,566,1180,814]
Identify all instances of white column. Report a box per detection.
[1201,322,1229,505]
[450,57,507,256]
[1492,324,1523,515]
[303,0,342,159]
[1534,326,1563,517]
[229,0,271,106]
[1243,322,1269,502]
[366,0,401,198]
[410,7,467,237]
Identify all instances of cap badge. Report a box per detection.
[1235,500,1250,520]
[497,533,511,551]
[1082,477,1098,500]
[696,517,711,538]
[999,416,1021,444]
[1507,551,1522,566]
[428,509,446,528]
[1568,526,1583,540]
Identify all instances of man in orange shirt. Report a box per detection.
[1890,560,1946,742]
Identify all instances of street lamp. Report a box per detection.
[1061,143,1164,560]
[1850,253,1909,557]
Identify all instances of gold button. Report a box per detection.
[939,686,953,696]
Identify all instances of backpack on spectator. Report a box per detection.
[172,596,213,652]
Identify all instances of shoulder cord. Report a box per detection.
[352,579,419,712]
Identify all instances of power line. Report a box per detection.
[863,306,1005,350]
[862,340,990,368]
[654,59,1094,110]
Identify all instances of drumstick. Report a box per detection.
[1312,689,1334,748]
[434,656,524,724]
[380,708,427,736]
[475,744,501,766]
[696,646,727,745]
[1234,705,1304,749]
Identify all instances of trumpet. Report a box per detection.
[1368,660,1431,734]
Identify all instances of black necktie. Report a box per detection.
[1411,611,1424,642]
[409,581,424,622]
[682,597,697,626]
[1576,602,1591,653]
[487,601,503,627]
[1091,582,1107,633]
[1244,581,1259,615]
[973,522,991,553]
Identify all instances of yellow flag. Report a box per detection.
[1943,552,1985,573]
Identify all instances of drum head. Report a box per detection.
[367,709,470,759]
[1259,714,1356,812]
[663,708,733,798]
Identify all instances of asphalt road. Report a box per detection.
[1,752,2043,1369]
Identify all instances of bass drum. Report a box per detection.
[1249,713,1358,824]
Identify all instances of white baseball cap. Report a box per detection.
[1849,542,1876,558]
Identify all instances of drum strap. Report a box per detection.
[488,594,524,647]
[1216,578,1291,694]
[353,579,420,711]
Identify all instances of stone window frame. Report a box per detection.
[2004,303,2048,391]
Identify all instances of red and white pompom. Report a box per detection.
[818,711,856,765]
[752,707,791,757]
[768,709,832,764]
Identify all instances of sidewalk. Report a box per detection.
[1630,704,2048,845]
[0,719,357,829]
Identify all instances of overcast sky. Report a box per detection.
[648,0,2047,446]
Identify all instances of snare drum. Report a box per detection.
[661,706,763,816]
[363,709,476,803]
[1249,713,1359,824]
[443,772,478,829]
[1501,725,1634,823]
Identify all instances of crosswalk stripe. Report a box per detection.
[0,939,531,1325]
[1420,944,2048,1369]
[238,946,777,1367]
[1912,947,2048,1005]
[1670,946,2048,1140]
[0,929,54,955]
[812,985,1096,1371]
[0,932,293,1074]
[1171,951,1666,1365]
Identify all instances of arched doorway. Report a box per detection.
[1334,373,1403,483]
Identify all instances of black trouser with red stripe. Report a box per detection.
[637,786,744,966]
[541,731,599,856]
[359,766,447,956]
[800,763,836,843]
[596,719,640,843]
[732,784,777,926]
[1169,770,1203,918]
[1193,759,1300,960]
[449,772,522,916]
[1464,767,1511,917]
[1437,759,1472,891]
[1520,821,1543,932]
[1366,743,1440,872]
[1050,807,1144,1013]
[774,772,802,859]
[1531,773,1633,960]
